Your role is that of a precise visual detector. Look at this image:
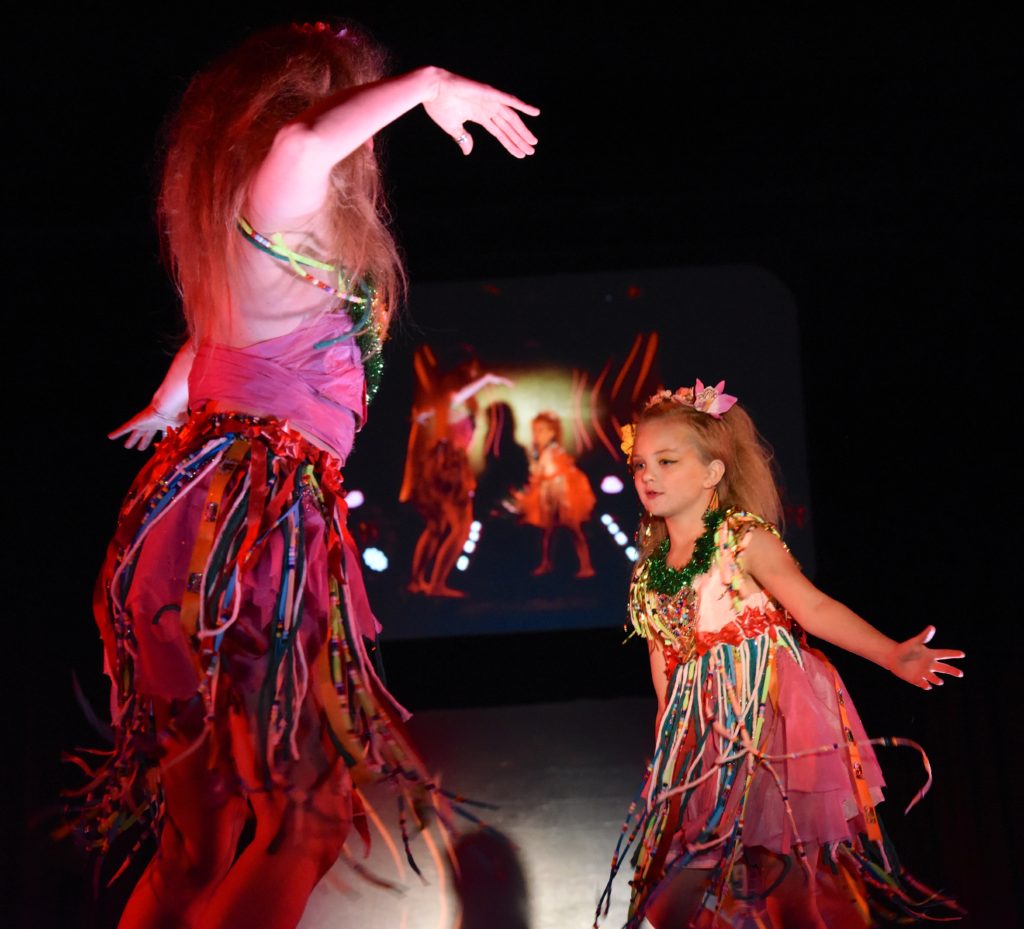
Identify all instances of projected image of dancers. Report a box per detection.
[513,411,596,578]
[401,344,512,598]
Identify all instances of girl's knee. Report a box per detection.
[253,779,352,870]
[256,814,348,880]
[300,824,348,874]
[156,811,243,890]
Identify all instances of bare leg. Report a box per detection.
[532,526,553,574]
[201,784,350,929]
[409,519,442,592]
[643,866,714,928]
[200,715,352,929]
[570,524,594,577]
[118,705,249,929]
[814,858,872,929]
[747,846,827,929]
[428,501,472,596]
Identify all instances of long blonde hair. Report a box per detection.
[634,398,782,560]
[159,22,404,343]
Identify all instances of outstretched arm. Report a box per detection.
[108,343,194,451]
[743,528,965,690]
[249,67,539,229]
[450,372,514,407]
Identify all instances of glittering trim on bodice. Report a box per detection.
[629,510,795,677]
[695,603,791,652]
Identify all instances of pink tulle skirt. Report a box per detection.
[662,642,884,866]
[745,647,884,849]
[601,589,962,926]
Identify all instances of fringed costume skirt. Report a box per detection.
[596,626,962,927]
[70,407,448,877]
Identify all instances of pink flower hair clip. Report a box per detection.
[623,379,738,462]
[692,379,738,419]
[643,380,738,419]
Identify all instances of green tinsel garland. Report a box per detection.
[646,508,725,596]
[346,277,384,403]
[313,278,385,403]
[360,346,384,403]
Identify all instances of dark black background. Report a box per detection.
[5,6,1018,927]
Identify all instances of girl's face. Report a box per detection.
[532,420,556,447]
[632,419,721,524]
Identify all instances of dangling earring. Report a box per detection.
[708,488,721,513]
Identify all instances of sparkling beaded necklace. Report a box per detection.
[646,508,725,596]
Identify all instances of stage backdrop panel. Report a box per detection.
[344,265,812,640]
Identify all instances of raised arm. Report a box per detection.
[450,372,514,407]
[249,67,539,228]
[743,528,964,690]
[109,343,194,451]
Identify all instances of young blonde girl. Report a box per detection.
[597,381,964,929]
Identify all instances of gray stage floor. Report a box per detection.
[298,697,657,929]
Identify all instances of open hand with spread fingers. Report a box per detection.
[424,69,539,158]
[108,404,186,451]
[886,625,965,690]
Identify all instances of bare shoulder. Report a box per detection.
[741,524,800,579]
[743,524,788,555]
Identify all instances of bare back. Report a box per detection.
[220,213,342,347]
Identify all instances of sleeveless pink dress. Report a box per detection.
[597,511,961,927]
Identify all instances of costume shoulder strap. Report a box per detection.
[237,215,338,272]
[627,558,655,641]
[713,509,792,612]
[725,509,782,542]
[235,215,375,312]
[722,508,789,558]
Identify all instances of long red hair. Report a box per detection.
[159,22,404,343]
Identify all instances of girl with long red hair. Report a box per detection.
[74,21,538,929]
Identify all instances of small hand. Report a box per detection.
[886,625,965,690]
[109,404,186,451]
[484,373,514,388]
[424,69,539,158]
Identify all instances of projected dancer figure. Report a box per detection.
[71,21,538,929]
[515,411,595,577]
[596,383,964,929]
[402,345,512,597]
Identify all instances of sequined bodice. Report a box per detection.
[629,511,793,667]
